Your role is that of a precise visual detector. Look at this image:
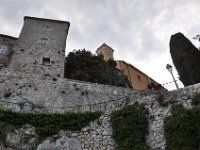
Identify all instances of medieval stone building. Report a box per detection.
[0,16,70,78]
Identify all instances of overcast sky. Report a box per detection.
[1,0,200,90]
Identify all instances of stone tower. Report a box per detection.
[8,16,70,78]
[96,43,114,61]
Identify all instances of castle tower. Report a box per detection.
[10,16,70,78]
[96,43,114,61]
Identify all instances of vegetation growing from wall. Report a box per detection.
[156,94,175,107]
[110,102,149,150]
[64,49,131,88]
[164,104,198,150]
[0,108,101,142]
[191,93,200,107]
[164,93,200,150]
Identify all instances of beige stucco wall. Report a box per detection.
[96,46,114,61]
[116,61,149,90]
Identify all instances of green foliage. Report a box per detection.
[191,93,200,107]
[170,32,200,86]
[164,94,200,150]
[156,94,168,107]
[64,49,131,88]
[164,104,198,150]
[0,109,101,142]
[110,102,149,150]
[156,94,175,107]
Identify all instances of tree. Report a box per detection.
[170,32,200,86]
[193,34,200,49]
[64,49,131,88]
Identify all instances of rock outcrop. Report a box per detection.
[170,32,200,86]
[0,125,38,150]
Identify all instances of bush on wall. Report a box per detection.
[0,108,101,142]
[164,93,200,150]
[164,104,198,150]
[191,93,200,107]
[110,102,149,150]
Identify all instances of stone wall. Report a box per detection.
[1,74,200,149]
[0,112,114,150]
[0,75,136,113]
[37,112,114,150]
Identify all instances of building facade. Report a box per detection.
[0,16,70,78]
[96,43,160,90]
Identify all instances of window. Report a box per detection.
[0,45,8,54]
[40,38,48,44]
[137,75,141,81]
[107,50,113,56]
[46,25,51,30]
[43,25,51,31]
[42,57,50,65]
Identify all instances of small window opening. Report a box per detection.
[46,25,51,30]
[0,45,8,54]
[107,51,113,56]
[33,60,37,65]
[42,57,50,65]
[137,75,141,81]
[40,38,48,44]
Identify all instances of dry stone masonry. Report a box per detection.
[0,16,200,149]
[1,82,200,149]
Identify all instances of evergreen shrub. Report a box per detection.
[164,104,198,150]
[110,102,149,150]
[0,108,101,142]
[164,93,200,150]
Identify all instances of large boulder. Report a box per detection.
[170,32,200,86]
[37,132,81,150]
[5,124,38,150]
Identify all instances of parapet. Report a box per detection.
[24,16,70,26]
[0,34,18,45]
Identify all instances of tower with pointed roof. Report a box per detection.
[96,43,114,61]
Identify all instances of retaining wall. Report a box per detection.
[1,75,200,149]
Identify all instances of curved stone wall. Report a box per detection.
[1,74,200,149]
